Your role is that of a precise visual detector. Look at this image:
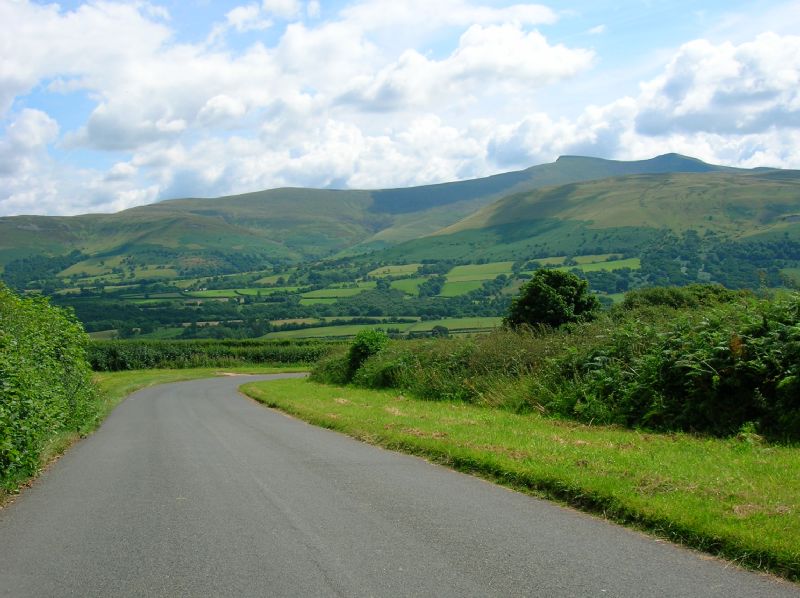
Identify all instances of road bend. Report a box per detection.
[0,374,797,597]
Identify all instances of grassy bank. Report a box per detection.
[241,377,800,581]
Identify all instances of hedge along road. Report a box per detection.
[0,375,797,597]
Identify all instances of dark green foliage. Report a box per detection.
[621,284,743,310]
[505,269,600,328]
[313,284,800,442]
[87,339,339,371]
[0,284,97,488]
[347,329,389,379]
[542,294,800,440]
[309,349,351,386]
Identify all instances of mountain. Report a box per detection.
[0,153,784,280]
[378,169,800,262]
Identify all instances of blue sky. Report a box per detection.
[1,0,799,216]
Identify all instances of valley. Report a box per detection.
[2,154,799,339]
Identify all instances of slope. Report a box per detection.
[380,170,800,262]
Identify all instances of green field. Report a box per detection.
[302,287,368,299]
[299,297,338,306]
[183,289,238,298]
[242,378,800,581]
[446,262,514,281]
[263,317,501,339]
[439,280,485,296]
[368,264,421,277]
[558,257,641,273]
[391,277,426,294]
[235,286,301,296]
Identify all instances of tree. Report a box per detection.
[504,269,600,328]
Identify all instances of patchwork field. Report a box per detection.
[263,316,502,338]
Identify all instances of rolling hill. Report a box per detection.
[0,153,752,278]
[378,169,800,263]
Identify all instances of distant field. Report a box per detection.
[236,286,301,296]
[410,317,501,332]
[392,277,426,294]
[299,297,338,306]
[532,256,566,266]
[183,289,237,298]
[574,253,623,264]
[558,257,641,272]
[263,316,501,339]
[439,280,484,297]
[302,287,368,299]
[265,323,402,338]
[368,264,421,277]
[88,330,117,340]
[446,262,514,282]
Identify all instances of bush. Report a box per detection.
[539,294,800,440]
[309,349,350,385]
[0,284,97,488]
[347,329,389,379]
[505,269,599,328]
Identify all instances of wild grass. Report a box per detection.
[241,377,800,581]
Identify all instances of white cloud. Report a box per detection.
[263,0,302,20]
[635,33,800,136]
[588,24,606,35]
[226,4,272,32]
[339,24,594,111]
[0,109,59,177]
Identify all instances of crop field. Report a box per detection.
[368,264,421,277]
[446,262,514,281]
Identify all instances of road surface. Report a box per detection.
[1,374,797,597]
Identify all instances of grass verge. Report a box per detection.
[0,365,306,507]
[241,378,800,582]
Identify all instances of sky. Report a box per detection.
[1,0,799,216]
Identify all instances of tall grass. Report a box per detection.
[312,286,800,441]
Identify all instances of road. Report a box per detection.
[1,374,797,597]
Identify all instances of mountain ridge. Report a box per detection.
[0,154,791,281]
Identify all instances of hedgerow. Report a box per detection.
[87,338,341,371]
[312,286,800,441]
[1,284,98,488]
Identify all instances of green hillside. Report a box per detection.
[381,170,800,262]
[0,153,749,278]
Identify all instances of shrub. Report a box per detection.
[347,329,389,379]
[0,284,97,488]
[309,348,350,385]
[505,269,599,329]
[87,339,339,371]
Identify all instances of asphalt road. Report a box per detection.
[1,374,797,597]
